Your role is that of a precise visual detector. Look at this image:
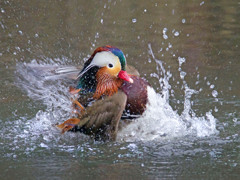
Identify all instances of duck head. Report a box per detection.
[77,45,133,98]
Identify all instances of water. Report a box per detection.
[0,0,240,179]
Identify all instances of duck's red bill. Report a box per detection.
[118,70,134,83]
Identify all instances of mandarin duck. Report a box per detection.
[57,45,150,141]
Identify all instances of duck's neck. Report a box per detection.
[93,69,123,99]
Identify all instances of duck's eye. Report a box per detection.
[108,63,114,68]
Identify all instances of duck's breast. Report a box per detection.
[121,76,149,115]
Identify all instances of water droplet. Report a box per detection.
[40,143,48,148]
[180,71,186,79]
[233,118,238,123]
[162,28,168,39]
[174,31,179,36]
[163,27,167,34]
[178,57,186,66]
[212,90,218,97]
[0,22,5,29]
[132,18,137,23]
[95,32,99,38]
[15,46,20,51]
[210,84,215,89]
[127,143,137,149]
[163,34,168,39]
[209,151,216,158]
[200,1,205,6]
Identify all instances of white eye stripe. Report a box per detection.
[78,51,120,78]
[90,51,119,67]
[77,64,95,78]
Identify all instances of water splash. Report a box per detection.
[2,60,90,157]
[117,44,218,141]
[11,47,218,147]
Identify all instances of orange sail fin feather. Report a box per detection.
[56,118,81,133]
[72,99,85,112]
[69,86,81,94]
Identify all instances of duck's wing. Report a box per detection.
[77,90,127,141]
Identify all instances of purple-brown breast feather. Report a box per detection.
[121,76,149,115]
